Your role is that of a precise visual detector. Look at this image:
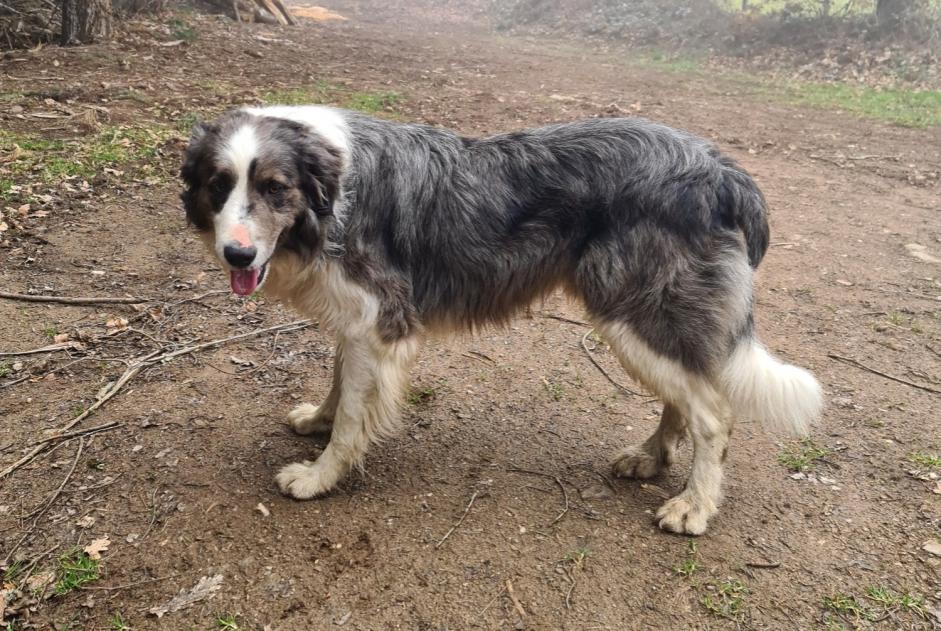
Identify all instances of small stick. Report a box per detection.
[479,584,507,616]
[435,489,479,548]
[24,421,122,448]
[463,350,494,363]
[3,438,84,564]
[0,321,311,480]
[0,291,147,305]
[0,341,80,358]
[563,567,576,609]
[745,561,781,569]
[581,330,642,397]
[827,353,940,395]
[538,312,590,327]
[505,579,526,618]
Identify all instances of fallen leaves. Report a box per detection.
[83,537,111,560]
[924,540,941,558]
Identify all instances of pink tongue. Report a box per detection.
[230,268,260,296]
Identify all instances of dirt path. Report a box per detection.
[1,2,939,629]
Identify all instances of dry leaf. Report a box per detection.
[84,537,110,560]
[53,333,69,344]
[148,574,223,617]
[76,515,95,528]
[934,480,941,495]
[924,539,941,557]
[106,317,129,330]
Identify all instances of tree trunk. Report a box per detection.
[876,0,908,32]
[60,0,112,45]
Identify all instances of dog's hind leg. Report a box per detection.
[611,403,686,479]
[288,340,344,435]
[595,321,730,535]
[276,334,418,499]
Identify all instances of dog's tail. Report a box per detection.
[720,339,823,436]
[717,157,770,268]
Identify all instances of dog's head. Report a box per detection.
[180,109,344,295]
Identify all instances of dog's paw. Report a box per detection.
[611,445,661,479]
[275,460,337,499]
[655,493,714,535]
[288,403,334,435]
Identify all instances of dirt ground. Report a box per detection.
[1,1,940,629]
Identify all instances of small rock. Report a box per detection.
[789,472,807,480]
[256,502,270,517]
[924,539,941,557]
[335,611,352,626]
[579,484,613,500]
[905,243,940,264]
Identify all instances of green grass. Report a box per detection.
[406,383,442,406]
[542,378,565,401]
[701,578,748,620]
[564,547,591,568]
[823,586,929,626]
[777,438,831,472]
[168,17,198,42]
[53,548,101,595]
[108,613,130,631]
[787,82,941,127]
[3,559,25,582]
[909,452,941,469]
[673,540,700,577]
[1,124,178,186]
[0,178,13,201]
[643,50,701,73]
[261,83,404,115]
[0,362,10,379]
[216,614,240,630]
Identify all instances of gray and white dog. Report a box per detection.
[181,106,822,534]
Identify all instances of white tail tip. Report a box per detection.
[721,341,823,435]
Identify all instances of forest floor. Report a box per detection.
[1,1,939,629]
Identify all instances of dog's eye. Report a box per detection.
[209,178,229,196]
[267,181,285,196]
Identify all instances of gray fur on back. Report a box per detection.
[327,113,769,374]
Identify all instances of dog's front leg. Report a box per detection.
[275,334,418,499]
[288,339,345,435]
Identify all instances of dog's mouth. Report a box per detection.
[230,262,268,296]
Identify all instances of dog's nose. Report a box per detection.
[223,242,257,268]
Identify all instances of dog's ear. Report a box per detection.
[179,121,217,230]
[293,127,343,218]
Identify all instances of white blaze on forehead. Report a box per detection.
[243,105,350,168]
[215,124,260,259]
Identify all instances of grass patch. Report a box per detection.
[701,578,748,620]
[823,586,929,627]
[564,547,591,568]
[261,83,404,115]
[0,362,11,379]
[777,438,831,472]
[787,82,941,127]
[216,614,241,630]
[53,548,101,595]
[168,17,198,42]
[909,452,941,469]
[673,540,700,577]
[642,50,701,73]
[109,613,130,631]
[0,124,177,186]
[344,90,401,114]
[406,382,443,406]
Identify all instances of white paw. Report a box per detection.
[288,403,333,435]
[611,446,661,479]
[655,493,714,535]
[275,460,338,499]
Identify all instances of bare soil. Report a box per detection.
[1,2,940,629]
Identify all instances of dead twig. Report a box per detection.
[3,438,84,565]
[563,567,576,609]
[0,341,83,357]
[24,420,122,448]
[745,561,781,569]
[435,489,480,549]
[463,350,494,363]
[827,353,940,395]
[0,291,147,305]
[505,579,526,618]
[538,312,590,327]
[479,584,507,616]
[0,321,312,480]
[580,330,642,397]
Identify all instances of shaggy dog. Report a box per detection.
[180,106,822,534]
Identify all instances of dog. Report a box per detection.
[180,105,823,534]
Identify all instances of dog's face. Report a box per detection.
[180,111,343,295]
